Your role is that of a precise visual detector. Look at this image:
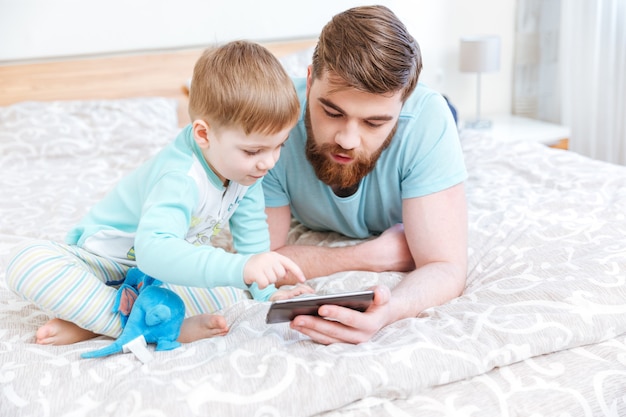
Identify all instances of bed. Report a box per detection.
[1,41,625,417]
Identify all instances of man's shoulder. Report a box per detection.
[400,83,448,116]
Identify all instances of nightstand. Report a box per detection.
[462,115,571,149]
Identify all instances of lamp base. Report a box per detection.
[463,119,493,130]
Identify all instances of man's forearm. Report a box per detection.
[386,261,467,323]
[275,226,416,282]
[275,244,365,280]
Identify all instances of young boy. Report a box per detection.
[6,40,312,345]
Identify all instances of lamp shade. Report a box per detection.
[459,35,500,73]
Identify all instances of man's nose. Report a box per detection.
[334,121,360,150]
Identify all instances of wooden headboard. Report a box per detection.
[0,39,316,126]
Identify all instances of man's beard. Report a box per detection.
[304,103,396,191]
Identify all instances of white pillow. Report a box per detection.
[278,46,315,78]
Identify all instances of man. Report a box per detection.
[263,5,468,344]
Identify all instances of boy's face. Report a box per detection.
[195,122,291,186]
[304,68,403,190]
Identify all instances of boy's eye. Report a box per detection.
[244,150,260,156]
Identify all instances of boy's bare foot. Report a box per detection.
[36,318,98,345]
[178,314,229,343]
[37,315,228,345]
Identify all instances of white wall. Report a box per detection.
[0,0,375,61]
[394,0,516,121]
[0,0,516,119]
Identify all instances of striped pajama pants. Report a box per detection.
[5,240,249,338]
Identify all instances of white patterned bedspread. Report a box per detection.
[1,98,625,417]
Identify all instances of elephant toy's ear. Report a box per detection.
[145,305,172,327]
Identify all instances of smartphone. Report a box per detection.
[265,290,375,324]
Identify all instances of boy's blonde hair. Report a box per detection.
[188,40,300,135]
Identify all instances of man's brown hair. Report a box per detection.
[311,5,422,101]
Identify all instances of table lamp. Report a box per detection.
[459,35,500,129]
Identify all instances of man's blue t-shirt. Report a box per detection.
[263,78,467,239]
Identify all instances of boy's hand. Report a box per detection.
[244,252,305,289]
[269,283,315,301]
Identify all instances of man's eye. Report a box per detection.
[365,121,384,128]
[324,109,342,118]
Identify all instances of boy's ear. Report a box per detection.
[192,120,211,149]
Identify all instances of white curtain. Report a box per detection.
[513,0,562,122]
[561,0,626,165]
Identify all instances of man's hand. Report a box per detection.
[244,252,305,289]
[360,224,415,273]
[289,285,392,344]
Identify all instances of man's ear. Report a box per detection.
[306,65,313,94]
[192,120,211,149]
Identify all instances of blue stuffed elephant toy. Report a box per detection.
[81,268,185,359]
